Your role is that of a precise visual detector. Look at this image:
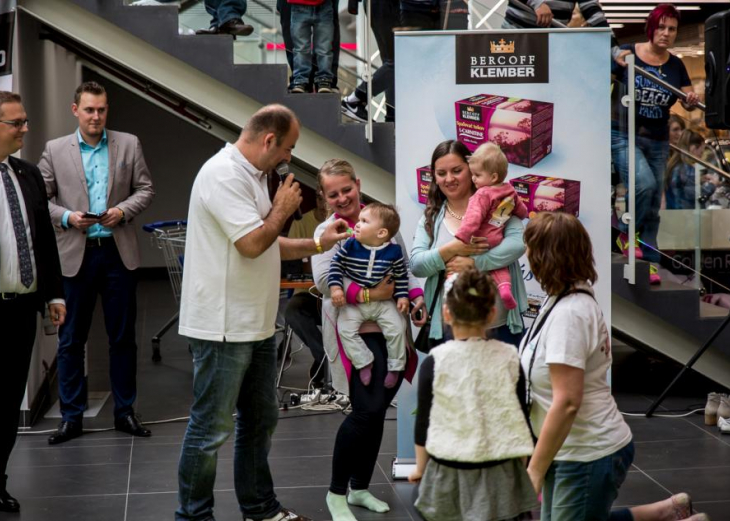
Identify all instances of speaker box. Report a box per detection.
[705,9,730,129]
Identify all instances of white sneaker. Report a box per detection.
[718,416,730,434]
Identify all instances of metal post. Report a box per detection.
[364,0,373,143]
[622,54,636,285]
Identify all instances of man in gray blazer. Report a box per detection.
[40,81,155,445]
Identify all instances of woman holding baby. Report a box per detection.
[410,139,528,347]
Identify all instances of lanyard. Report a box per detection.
[520,288,595,416]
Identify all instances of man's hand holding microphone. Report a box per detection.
[273,166,351,255]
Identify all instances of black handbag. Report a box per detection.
[414,271,446,354]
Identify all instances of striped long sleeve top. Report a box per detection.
[328,237,409,299]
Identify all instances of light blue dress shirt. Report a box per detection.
[62,129,112,238]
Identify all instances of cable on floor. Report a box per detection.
[620,407,705,418]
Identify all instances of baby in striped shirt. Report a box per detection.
[329,203,409,388]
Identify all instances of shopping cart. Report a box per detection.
[143,220,187,362]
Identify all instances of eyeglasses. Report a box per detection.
[0,119,29,129]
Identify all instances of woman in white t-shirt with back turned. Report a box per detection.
[520,212,708,521]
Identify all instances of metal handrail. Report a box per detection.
[670,143,730,181]
[635,64,706,112]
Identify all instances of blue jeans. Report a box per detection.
[204,0,247,27]
[290,2,334,86]
[176,336,281,521]
[611,130,669,263]
[491,322,524,348]
[57,241,138,423]
[542,441,635,521]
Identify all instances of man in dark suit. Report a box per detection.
[0,91,66,513]
[40,82,155,445]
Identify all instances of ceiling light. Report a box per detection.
[605,12,653,17]
[603,5,700,9]
[601,0,722,3]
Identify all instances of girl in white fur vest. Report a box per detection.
[408,268,538,521]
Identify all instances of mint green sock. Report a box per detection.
[326,491,358,521]
[348,489,390,513]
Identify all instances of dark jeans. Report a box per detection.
[57,241,138,423]
[290,2,335,85]
[439,323,523,348]
[400,0,468,29]
[491,322,525,348]
[354,0,398,121]
[542,442,635,521]
[611,130,669,264]
[278,0,340,89]
[330,333,403,495]
[177,335,281,521]
[284,293,325,384]
[204,0,247,27]
[0,294,38,489]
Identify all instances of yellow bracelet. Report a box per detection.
[364,288,370,304]
[314,236,323,254]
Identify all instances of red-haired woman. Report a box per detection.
[611,4,699,284]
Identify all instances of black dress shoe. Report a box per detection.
[0,489,20,512]
[218,18,254,36]
[48,421,83,445]
[115,414,151,437]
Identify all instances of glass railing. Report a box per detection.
[125,0,390,121]
[614,54,730,302]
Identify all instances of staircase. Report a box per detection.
[18,0,396,201]
[612,254,730,389]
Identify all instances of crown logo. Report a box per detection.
[467,106,475,112]
[490,39,515,54]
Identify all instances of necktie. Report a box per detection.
[1,163,34,288]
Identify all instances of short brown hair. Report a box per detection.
[445,268,497,326]
[363,202,400,240]
[74,81,107,105]
[243,104,299,146]
[524,212,597,296]
[469,142,508,183]
[317,158,357,193]
[0,92,22,118]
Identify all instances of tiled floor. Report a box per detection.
[4,278,730,520]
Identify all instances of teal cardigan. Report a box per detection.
[409,207,528,338]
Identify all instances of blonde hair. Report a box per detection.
[317,158,357,194]
[468,142,509,183]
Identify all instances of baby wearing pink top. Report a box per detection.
[456,143,528,309]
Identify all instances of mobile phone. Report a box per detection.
[83,211,106,219]
[410,302,424,321]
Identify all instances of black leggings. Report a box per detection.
[330,333,404,494]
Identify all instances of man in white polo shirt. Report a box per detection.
[176,104,348,521]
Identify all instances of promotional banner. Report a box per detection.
[0,2,14,92]
[394,29,612,463]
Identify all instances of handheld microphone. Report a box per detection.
[276,161,302,220]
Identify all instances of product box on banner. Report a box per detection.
[416,166,432,204]
[455,94,554,168]
[510,174,580,217]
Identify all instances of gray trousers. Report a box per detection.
[337,301,406,371]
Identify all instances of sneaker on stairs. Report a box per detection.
[649,264,661,285]
[616,232,643,259]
